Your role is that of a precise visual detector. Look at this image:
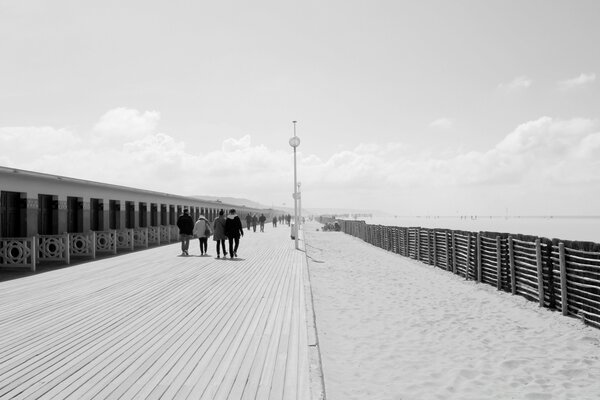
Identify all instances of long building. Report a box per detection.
[0,166,265,239]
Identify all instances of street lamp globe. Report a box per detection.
[289,136,301,148]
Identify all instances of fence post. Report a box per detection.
[415,226,421,261]
[465,233,471,280]
[476,233,482,283]
[496,236,502,290]
[452,231,457,274]
[64,232,71,265]
[33,234,39,268]
[31,237,37,272]
[92,231,97,259]
[113,230,118,254]
[535,238,544,307]
[446,232,451,271]
[433,230,437,268]
[559,242,568,316]
[508,236,516,295]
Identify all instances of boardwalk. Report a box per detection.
[0,225,318,400]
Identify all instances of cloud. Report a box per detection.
[92,107,161,145]
[222,135,252,152]
[0,126,82,157]
[1,109,599,215]
[558,73,596,90]
[429,118,453,129]
[498,76,532,92]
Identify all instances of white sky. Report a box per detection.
[1,0,599,215]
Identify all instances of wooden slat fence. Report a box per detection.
[337,219,600,329]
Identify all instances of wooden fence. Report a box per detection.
[333,219,600,329]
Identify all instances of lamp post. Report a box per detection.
[297,181,302,228]
[289,121,301,250]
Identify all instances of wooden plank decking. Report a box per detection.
[0,225,315,399]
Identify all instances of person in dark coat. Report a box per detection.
[176,209,194,256]
[225,209,244,258]
[213,209,228,258]
[251,214,258,232]
[245,214,252,231]
[259,213,266,232]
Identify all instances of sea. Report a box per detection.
[356,216,600,244]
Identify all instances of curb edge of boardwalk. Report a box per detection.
[299,228,327,400]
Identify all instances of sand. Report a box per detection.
[304,223,600,400]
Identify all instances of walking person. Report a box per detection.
[213,209,228,259]
[176,209,194,256]
[245,213,252,231]
[251,214,258,232]
[225,209,244,258]
[259,213,266,232]
[272,216,277,227]
[193,214,212,256]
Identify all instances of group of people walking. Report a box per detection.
[245,213,268,232]
[176,209,244,259]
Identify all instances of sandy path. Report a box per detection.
[304,225,600,400]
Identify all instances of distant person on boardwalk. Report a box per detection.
[212,209,228,259]
[272,216,277,227]
[192,214,212,256]
[245,214,252,231]
[251,214,258,232]
[225,209,244,258]
[176,209,194,256]
[259,213,266,232]
[286,214,291,226]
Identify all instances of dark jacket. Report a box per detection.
[212,216,227,241]
[177,213,194,235]
[225,215,244,239]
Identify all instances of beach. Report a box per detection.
[304,223,600,399]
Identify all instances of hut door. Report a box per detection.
[1,191,25,237]
[67,197,83,233]
[38,194,58,235]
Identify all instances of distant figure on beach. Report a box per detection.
[286,214,291,226]
[259,213,266,232]
[225,209,244,258]
[251,214,258,232]
[193,214,212,256]
[176,209,194,256]
[272,216,277,227]
[245,213,252,231]
[212,209,228,259]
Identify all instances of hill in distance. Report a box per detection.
[191,195,269,210]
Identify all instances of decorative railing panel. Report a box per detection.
[160,225,171,243]
[95,230,117,254]
[0,238,36,270]
[70,232,95,258]
[134,228,149,248]
[37,234,70,264]
[148,226,160,246]
[116,229,135,251]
